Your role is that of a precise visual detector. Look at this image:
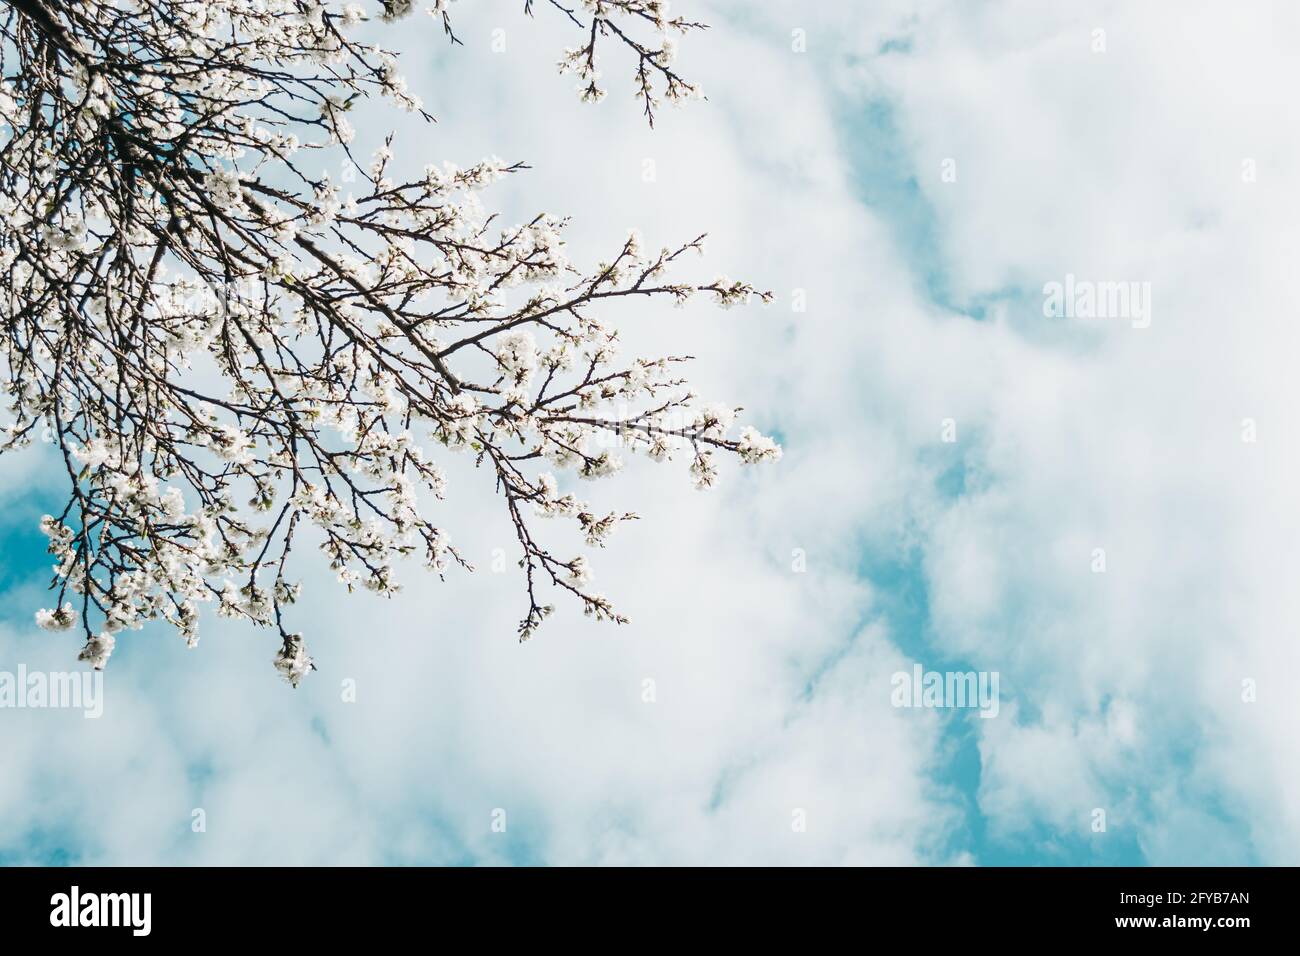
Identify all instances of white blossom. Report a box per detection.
[78,633,116,671]
[736,426,783,464]
[273,635,315,687]
[35,603,77,632]
[495,330,538,381]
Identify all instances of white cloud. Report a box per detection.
[806,0,1300,862]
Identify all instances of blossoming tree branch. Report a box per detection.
[0,0,781,685]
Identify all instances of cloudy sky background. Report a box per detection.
[2,0,1297,865]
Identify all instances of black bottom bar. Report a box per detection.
[0,866,1280,941]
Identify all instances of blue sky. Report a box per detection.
[1,0,1293,866]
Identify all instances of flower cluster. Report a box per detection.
[555,0,708,123]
